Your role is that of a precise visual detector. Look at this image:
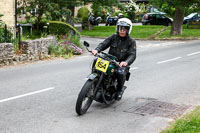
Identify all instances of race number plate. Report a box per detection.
[95,58,110,73]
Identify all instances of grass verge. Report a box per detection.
[81,25,200,40]
[158,25,200,39]
[81,25,165,39]
[161,106,200,133]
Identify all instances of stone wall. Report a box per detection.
[0,43,14,66]
[0,36,56,67]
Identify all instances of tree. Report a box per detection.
[18,0,87,30]
[150,0,200,35]
[124,0,137,22]
[83,0,119,17]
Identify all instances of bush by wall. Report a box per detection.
[49,21,80,36]
[0,25,13,43]
[0,14,12,43]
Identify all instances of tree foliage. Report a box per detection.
[84,0,119,17]
[18,0,88,30]
[124,1,137,22]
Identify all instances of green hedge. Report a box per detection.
[0,26,12,43]
[49,21,80,36]
[0,14,13,43]
[77,7,89,22]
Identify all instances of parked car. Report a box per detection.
[142,13,172,26]
[183,13,200,24]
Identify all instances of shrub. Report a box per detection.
[77,7,89,28]
[49,34,83,58]
[77,7,89,23]
[49,21,80,36]
[124,1,137,22]
[0,16,13,43]
[0,13,3,23]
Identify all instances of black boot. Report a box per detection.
[116,86,126,101]
[117,90,123,100]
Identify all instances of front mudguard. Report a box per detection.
[87,73,98,80]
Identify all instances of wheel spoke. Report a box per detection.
[76,79,97,115]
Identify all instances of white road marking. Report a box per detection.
[130,67,139,70]
[157,57,182,64]
[187,51,200,56]
[0,87,55,103]
[137,42,186,49]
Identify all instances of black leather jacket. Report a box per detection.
[95,34,136,65]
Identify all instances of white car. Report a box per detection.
[183,13,200,24]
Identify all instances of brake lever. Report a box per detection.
[86,47,92,53]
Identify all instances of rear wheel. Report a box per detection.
[75,79,98,115]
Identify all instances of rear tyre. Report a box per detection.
[75,79,98,115]
[147,22,151,25]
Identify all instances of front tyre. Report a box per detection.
[75,79,97,115]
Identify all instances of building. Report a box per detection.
[0,0,15,27]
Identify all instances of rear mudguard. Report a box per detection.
[87,73,98,80]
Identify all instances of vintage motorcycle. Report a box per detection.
[106,13,123,26]
[75,41,129,115]
[88,12,102,26]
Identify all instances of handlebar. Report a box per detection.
[96,53,120,67]
[84,41,120,67]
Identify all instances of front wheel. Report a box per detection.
[75,78,98,115]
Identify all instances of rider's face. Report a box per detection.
[119,26,127,37]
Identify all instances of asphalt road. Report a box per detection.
[0,37,200,133]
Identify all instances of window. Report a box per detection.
[156,14,162,19]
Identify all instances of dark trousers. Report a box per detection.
[115,66,130,91]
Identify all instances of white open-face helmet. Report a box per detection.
[116,18,132,35]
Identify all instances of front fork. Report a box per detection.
[87,72,104,98]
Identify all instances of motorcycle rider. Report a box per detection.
[92,18,136,100]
